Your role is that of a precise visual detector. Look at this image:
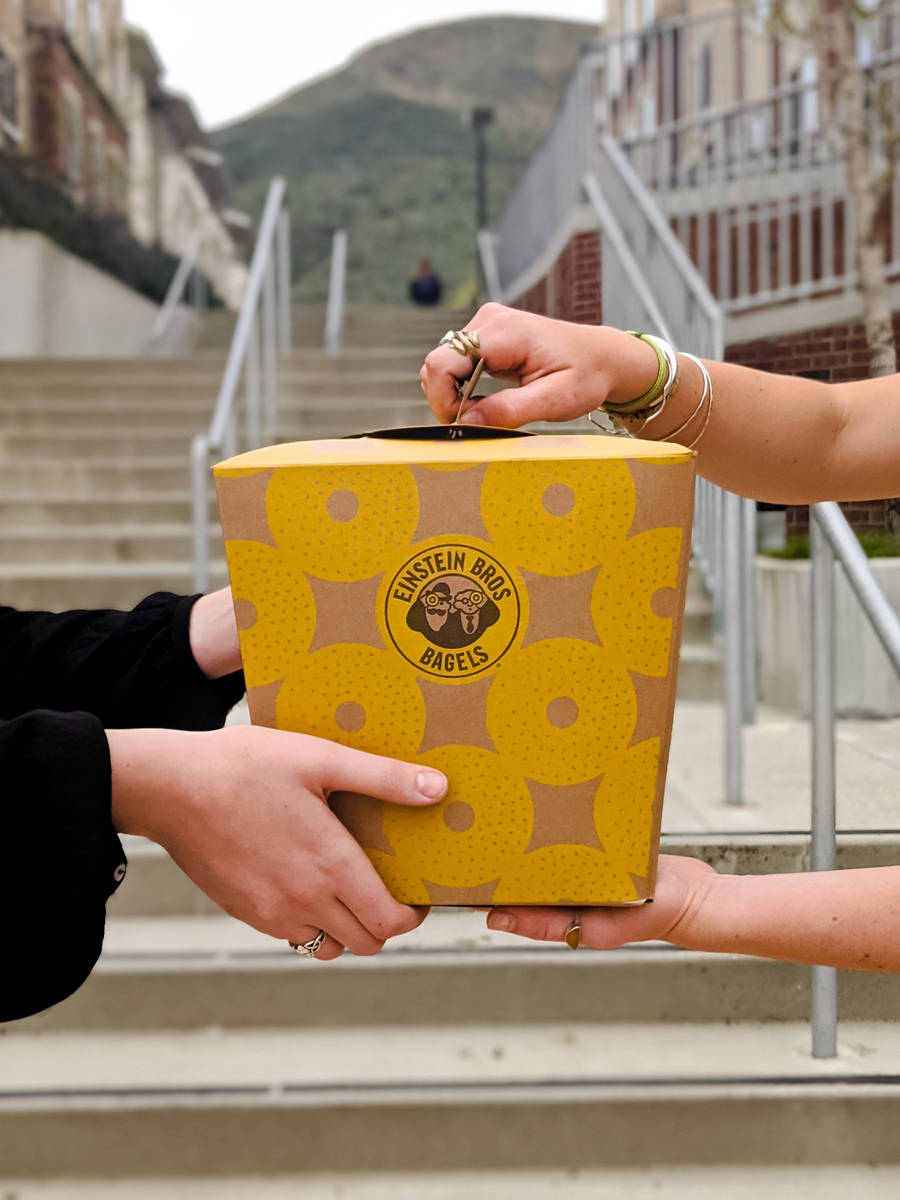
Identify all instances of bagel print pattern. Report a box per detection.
[215,438,693,907]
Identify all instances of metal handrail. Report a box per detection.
[191,177,291,591]
[582,154,754,808]
[324,229,348,356]
[147,231,202,347]
[809,501,900,1057]
[477,230,503,303]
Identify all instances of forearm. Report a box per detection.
[188,587,242,679]
[679,866,900,972]
[615,337,900,503]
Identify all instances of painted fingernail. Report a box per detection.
[416,769,447,799]
[488,912,513,933]
[564,922,582,951]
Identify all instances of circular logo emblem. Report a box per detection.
[381,539,524,681]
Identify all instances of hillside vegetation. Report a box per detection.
[211,16,597,305]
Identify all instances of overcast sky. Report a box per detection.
[124,1,604,128]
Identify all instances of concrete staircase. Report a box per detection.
[0,302,721,695]
[7,304,852,1194]
[0,306,466,611]
[4,831,900,1191]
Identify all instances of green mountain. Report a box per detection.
[211,16,597,306]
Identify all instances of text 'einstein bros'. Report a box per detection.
[214,427,695,908]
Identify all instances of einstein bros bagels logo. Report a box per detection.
[382,539,524,680]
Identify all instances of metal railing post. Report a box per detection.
[324,229,348,357]
[190,176,287,591]
[810,507,838,1059]
[147,231,202,348]
[191,434,210,593]
[262,258,278,441]
[742,496,758,726]
[245,317,261,450]
[723,490,745,805]
[277,208,292,355]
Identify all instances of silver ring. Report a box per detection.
[438,329,481,360]
[288,930,326,958]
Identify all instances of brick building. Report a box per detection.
[0,0,247,307]
[494,1,900,536]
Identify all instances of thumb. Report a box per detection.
[318,741,448,808]
[459,374,587,429]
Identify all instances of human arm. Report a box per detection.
[107,724,447,961]
[419,303,900,504]
[0,589,244,729]
[487,855,900,972]
[1,717,446,1022]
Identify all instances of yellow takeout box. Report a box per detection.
[214,427,695,907]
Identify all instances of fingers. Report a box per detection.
[307,737,448,810]
[288,925,345,962]
[290,895,394,959]
[419,346,474,422]
[450,374,579,430]
[486,903,658,951]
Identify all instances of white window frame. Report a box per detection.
[61,83,85,190]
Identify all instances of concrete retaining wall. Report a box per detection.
[757,556,900,717]
[0,230,198,357]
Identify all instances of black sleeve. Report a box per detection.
[0,592,245,729]
[1,710,127,1023]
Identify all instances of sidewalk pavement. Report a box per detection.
[228,698,900,839]
[664,700,900,835]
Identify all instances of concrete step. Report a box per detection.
[6,1166,900,1199]
[14,906,900,1035]
[0,561,227,610]
[681,593,713,642]
[675,642,722,699]
[0,491,215,525]
[3,1022,900,1177]
[0,526,224,563]
[111,831,900,921]
[0,398,428,433]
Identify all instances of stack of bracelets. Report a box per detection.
[591,331,713,450]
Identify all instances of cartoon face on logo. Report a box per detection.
[381,539,525,681]
[407,576,500,648]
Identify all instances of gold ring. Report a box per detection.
[438,329,481,361]
[564,914,582,951]
[288,931,326,958]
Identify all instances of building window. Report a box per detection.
[0,49,17,128]
[63,92,85,190]
[699,43,714,110]
[107,144,126,214]
[89,121,106,208]
[87,0,102,67]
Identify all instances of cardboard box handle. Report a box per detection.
[345,425,533,442]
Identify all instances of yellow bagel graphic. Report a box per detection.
[591,528,684,677]
[364,850,431,905]
[276,643,426,759]
[486,638,636,785]
[383,745,533,888]
[493,844,639,905]
[480,459,636,576]
[266,464,419,581]
[593,739,661,877]
[224,539,316,689]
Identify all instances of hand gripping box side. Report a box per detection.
[214,427,695,908]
